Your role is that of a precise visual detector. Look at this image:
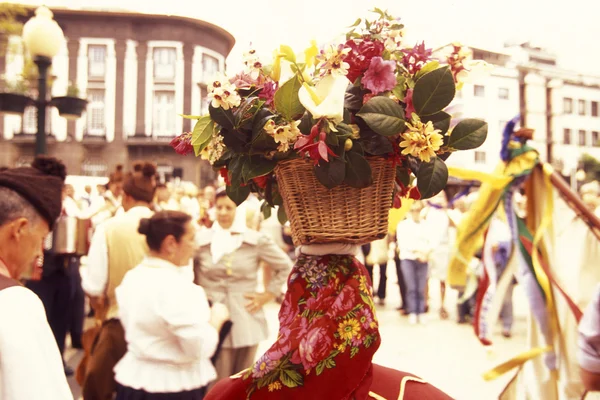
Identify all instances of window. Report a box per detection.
[474,85,485,97]
[579,129,587,146]
[22,106,51,134]
[563,128,571,145]
[202,54,220,81]
[153,91,176,136]
[474,151,486,164]
[563,98,573,114]
[498,88,509,100]
[87,90,105,135]
[200,86,209,115]
[592,131,599,146]
[579,100,586,116]
[153,47,176,80]
[88,45,106,78]
[593,101,599,117]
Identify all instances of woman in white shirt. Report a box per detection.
[396,202,432,325]
[114,211,230,400]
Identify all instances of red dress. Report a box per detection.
[206,254,453,400]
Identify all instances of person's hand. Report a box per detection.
[209,303,230,330]
[244,292,275,314]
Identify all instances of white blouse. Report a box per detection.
[114,257,219,392]
[0,286,73,400]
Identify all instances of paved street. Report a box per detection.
[67,268,529,400]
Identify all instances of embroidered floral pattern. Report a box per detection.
[244,254,380,398]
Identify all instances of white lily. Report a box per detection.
[298,74,350,123]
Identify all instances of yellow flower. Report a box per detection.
[399,113,444,162]
[338,319,361,341]
[268,381,282,392]
[358,275,370,294]
[336,342,347,353]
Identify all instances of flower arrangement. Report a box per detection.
[171,8,487,221]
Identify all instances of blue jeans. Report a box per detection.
[401,259,429,315]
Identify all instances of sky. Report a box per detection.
[16,0,600,75]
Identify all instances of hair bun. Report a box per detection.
[133,161,143,173]
[138,218,151,235]
[142,162,157,178]
[31,156,67,181]
[116,164,123,172]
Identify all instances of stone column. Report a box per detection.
[114,39,127,144]
[183,43,194,132]
[135,41,148,135]
[67,38,80,138]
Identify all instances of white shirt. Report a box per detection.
[81,206,153,297]
[114,257,219,392]
[0,286,73,400]
[396,217,431,260]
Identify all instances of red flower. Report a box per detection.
[409,186,421,200]
[344,39,385,84]
[253,175,268,189]
[219,168,231,185]
[169,133,193,156]
[294,121,337,165]
[404,88,415,119]
[402,41,432,75]
[361,57,397,95]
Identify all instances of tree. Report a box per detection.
[580,153,600,182]
[0,3,27,56]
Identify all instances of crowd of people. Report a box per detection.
[2,157,600,399]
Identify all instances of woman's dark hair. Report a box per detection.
[215,187,228,200]
[138,210,192,251]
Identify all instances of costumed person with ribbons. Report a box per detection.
[0,156,73,399]
[170,9,489,400]
[448,117,600,399]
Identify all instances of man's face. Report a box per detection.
[11,217,49,279]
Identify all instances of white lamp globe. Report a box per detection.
[22,6,65,59]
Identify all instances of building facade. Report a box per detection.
[0,8,235,185]
[441,43,600,178]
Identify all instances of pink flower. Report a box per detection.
[169,133,193,156]
[259,81,277,106]
[298,325,335,369]
[361,57,397,95]
[344,39,385,84]
[357,307,374,330]
[404,88,415,119]
[306,285,336,312]
[328,285,358,317]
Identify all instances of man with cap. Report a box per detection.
[0,156,73,399]
[81,161,157,400]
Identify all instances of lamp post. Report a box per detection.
[21,6,65,155]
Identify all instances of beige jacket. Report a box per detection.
[194,229,292,348]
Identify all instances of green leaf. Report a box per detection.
[416,157,448,199]
[415,61,440,81]
[261,201,272,220]
[344,152,373,188]
[392,76,406,101]
[243,158,277,181]
[348,18,361,28]
[316,361,326,376]
[209,105,235,130]
[373,7,385,17]
[274,76,305,121]
[191,116,214,156]
[277,206,288,225]
[228,155,247,187]
[314,156,346,189]
[350,346,359,358]
[412,66,455,116]
[279,45,296,63]
[396,167,411,187]
[234,96,258,128]
[180,114,202,120]
[325,130,339,146]
[448,119,488,150]
[279,369,303,388]
[421,111,451,135]
[226,184,251,206]
[335,122,354,139]
[356,97,405,137]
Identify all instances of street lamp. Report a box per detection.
[22,6,65,155]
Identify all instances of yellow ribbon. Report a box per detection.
[483,346,552,381]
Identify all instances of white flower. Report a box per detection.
[298,74,349,123]
[208,86,241,110]
[200,133,225,165]
[316,45,350,77]
[264,120,301,153]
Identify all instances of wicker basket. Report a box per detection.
[275,157,395,246]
